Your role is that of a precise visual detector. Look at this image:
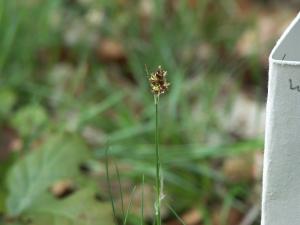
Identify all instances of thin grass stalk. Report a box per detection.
[115,163,125,219]
[105,147,117,224]
[166,203,187,225]
[123,186,137,225]
[141,175,145,225]
[147,65,169,225]
[155,97,161,225]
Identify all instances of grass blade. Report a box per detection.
[141,175,145,225]
[114,162,125,220]
[105,146,117,224]
[123,186,137,225]
[166,203,187,225]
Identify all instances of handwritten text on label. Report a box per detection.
[289,79,300,92]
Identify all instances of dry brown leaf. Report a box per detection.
[97,39,126,62]
[223,154,254,182]
[51,180,75,198]
[181,208,203,225]
[212,207,243,225]
[253,151,263,181]
[0,126,22,160]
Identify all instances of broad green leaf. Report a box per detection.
[6,135,89,216]
[0,154,16,214]
[25,189,114,225]
[0,88,16,119]
[10,104,48,137]
[0,190,6,213]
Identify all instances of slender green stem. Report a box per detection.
[141,175,145,225]
[105,147,117,224]
[155,97,161,225]
[166,203,187,225]
[114,163,125,219]
[123,186,137,225]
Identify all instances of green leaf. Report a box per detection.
[25,189,114,225]
[10,104,48,137]
[0,154,16,214]
[0,88,16,119]
[0,190,6,213]
[6,134,89,216]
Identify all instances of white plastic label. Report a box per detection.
[262,12,300,225]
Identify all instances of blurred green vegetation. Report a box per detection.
[0,0,293,224]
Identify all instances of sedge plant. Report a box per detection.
[105,66,171,225]
[147,65,170,225]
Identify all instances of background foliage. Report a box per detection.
[0,0,297,224]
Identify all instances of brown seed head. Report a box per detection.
[148,65,170,96]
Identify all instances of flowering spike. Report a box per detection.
[148,65,170,97]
